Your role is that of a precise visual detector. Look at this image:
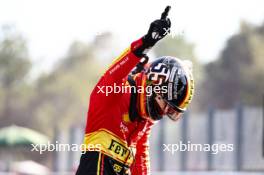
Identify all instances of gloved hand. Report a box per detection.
[132,6,171,57]
[143,6,171,47]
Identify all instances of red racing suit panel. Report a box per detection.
[130,121,152,175]
[83,38,154,175]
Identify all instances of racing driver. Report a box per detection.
[76,6,194,175]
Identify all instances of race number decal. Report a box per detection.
[147,63,170,85]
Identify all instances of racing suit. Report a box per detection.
[76,38,154,175]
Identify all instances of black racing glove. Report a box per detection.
[133,6,171,57]
[143,6,171,47]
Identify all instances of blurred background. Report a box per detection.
[0,0,263,174]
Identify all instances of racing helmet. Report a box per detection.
[145,56,194,121]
